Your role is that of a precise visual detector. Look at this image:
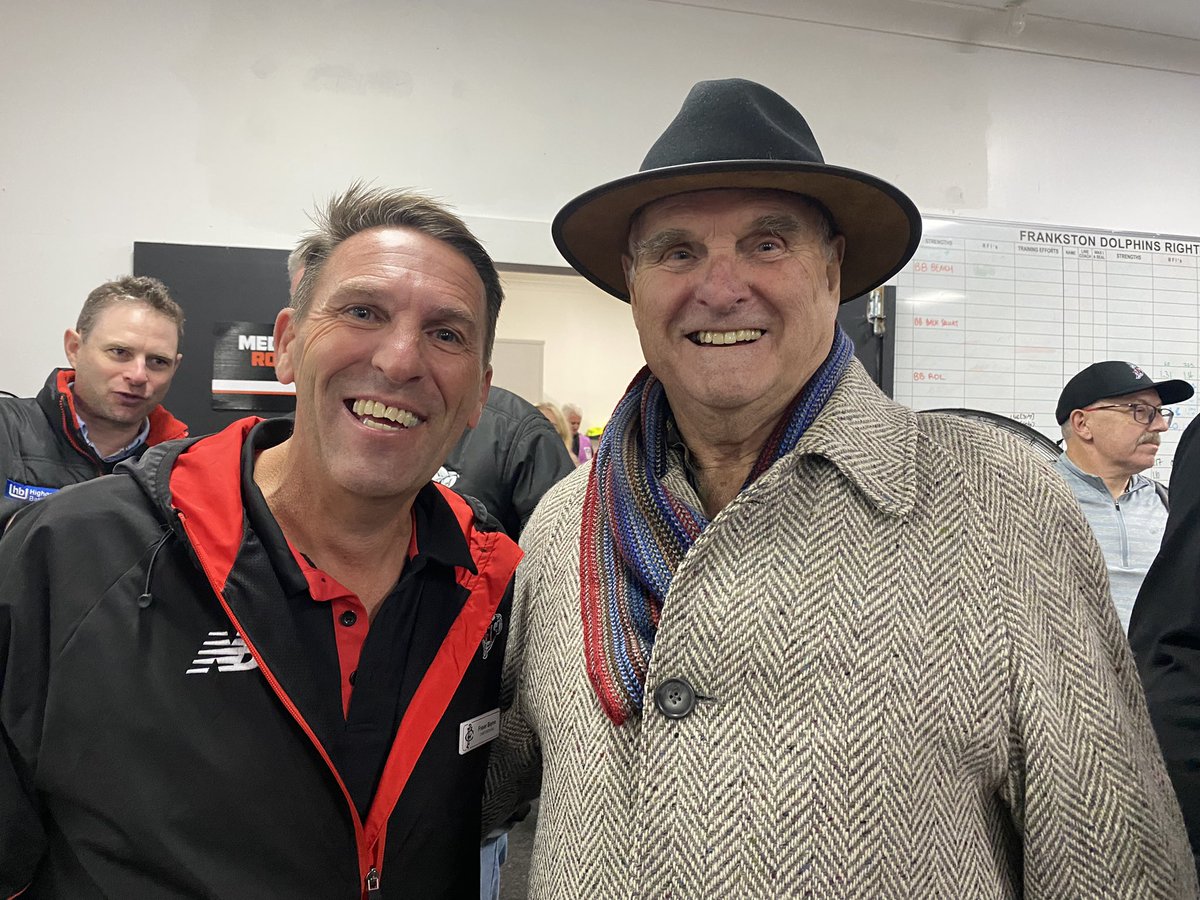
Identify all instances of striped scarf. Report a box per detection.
[580,326,854,724]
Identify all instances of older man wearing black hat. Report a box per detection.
[1054,360,1194,633]
[485,79,1195,897]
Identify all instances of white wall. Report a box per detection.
[3,0,1199,414]
[496,271,646,434]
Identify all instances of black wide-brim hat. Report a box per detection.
[553,78,923,304]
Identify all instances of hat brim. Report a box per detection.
[1152,379,1195,406]
[552,160,922,303]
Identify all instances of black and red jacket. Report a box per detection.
[0,417,521,899]
[0,367,188,530]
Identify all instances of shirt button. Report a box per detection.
[339,610,358,627]
[653,677,696,719]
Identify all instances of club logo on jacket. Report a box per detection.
[481,613,503,660]
[185,631,259,675]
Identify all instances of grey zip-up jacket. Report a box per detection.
[1053,453,1168,633]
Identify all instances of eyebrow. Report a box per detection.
[630,228,691,264]
[751,213,807,238]
[631,213,811,264]
[325,281,384,302]
[427,304,480,330]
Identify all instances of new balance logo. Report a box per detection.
[185,631,259,675]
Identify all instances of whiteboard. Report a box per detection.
[893,217,1200,482]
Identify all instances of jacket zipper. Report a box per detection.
[176,510,379,896]
[58,396,103,476]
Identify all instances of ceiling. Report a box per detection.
[655,0,1200,75]
[958,0,1200,42]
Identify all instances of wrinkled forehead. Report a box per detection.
[628,187,830,244]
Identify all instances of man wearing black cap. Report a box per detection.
[1054,360,1194,632]
[484,79,1195,897]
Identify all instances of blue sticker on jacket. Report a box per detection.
[5,480,58,503]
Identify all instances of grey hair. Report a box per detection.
[288,182,503,363]
[562,403,582,418]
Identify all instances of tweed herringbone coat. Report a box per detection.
[484,362,1197,899]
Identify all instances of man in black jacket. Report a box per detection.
[438,385,574,539]
[0,184,521,898]
[1131,412,1200,879]
[0,276,188,530]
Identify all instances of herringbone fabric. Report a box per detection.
[484,360,1197,899]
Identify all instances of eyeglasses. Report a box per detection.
[1084,403,1174,426]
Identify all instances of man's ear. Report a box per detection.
[63,329,81,367]
[1069,409,1092,441]
[467,366,493,430]
[826,234,847,296]
[272,308,299,386]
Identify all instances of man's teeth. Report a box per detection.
[350,398,420,428]
[693,329,763,345]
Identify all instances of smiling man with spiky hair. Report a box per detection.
[0,185,520,898]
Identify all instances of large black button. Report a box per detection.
[653,678,696,719]
[339,610,358,627]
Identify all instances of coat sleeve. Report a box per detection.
[0,505,53,895]
[1000,473,1198,897]
[1131,414,1200,878]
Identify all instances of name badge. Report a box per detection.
[459,708,500,755]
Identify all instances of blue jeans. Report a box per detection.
[480,832,508,900]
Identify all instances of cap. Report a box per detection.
[1055,361,1194,424]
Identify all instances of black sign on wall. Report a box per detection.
[211,321,296,412]
[134,242,292,437]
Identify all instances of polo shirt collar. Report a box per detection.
[238,418,476,600]
[1057,452,1152,497]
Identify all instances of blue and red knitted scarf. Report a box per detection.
[580,325,854,725]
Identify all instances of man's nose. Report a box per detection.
[693,252,748,309]
[1150,410,1171,432]
[372,325,424,383]
[124,359,149,385]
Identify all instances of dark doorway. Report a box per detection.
[837,286,896,397]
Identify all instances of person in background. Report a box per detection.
[438,387,575,540]
[435,386,573,900]
[1054,360,1193,632]
[562,402,592,465]
[484,77,1196,897]
[0,276,187,531]
[0,184,520,898]
[535,401,576,465]
[1131,410,1200,880]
